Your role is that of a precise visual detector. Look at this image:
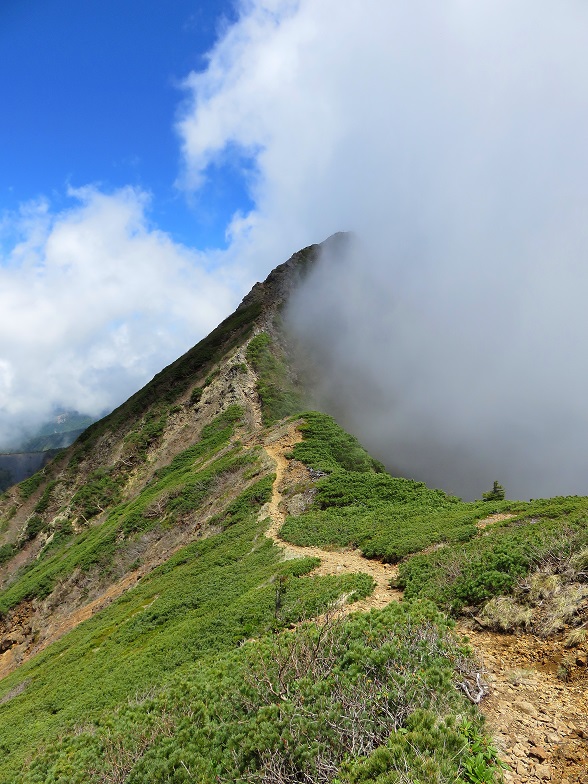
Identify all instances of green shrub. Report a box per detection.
[33,480,58,514]
[124,409,168,457]
[280,413,481,562]
[72,469,122,521]
[23,515,46,542]
[190,386,204,405]
[398,505,588,612]
[19,471,46,500]
[246,333,303,424]
[156,405,244,482]
[0,543,15,565]
[282,415,588,592]
[288,412,384,473]
[19,602,501,784]
[0,409,247,618]
[482,480,506,502]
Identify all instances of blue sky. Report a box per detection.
[0,0,248,249]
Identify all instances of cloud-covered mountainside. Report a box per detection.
[176,0,588,501]
[0,238,587,782]
[286,235,588,501]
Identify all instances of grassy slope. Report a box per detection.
[246,331,304,425]
[280,412,588,612]
[0,407,249,616]
[0,404,506,783]
[0,296,263,547]
[0,480,374,780]
[0,303,584,781]
[21,603,500,784]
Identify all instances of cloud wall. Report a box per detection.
[4,0,588,501]
[179,0,588,499]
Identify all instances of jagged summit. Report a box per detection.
[238,231,350,314]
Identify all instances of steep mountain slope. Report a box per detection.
[0,235,586,783]
[0,235,331,672]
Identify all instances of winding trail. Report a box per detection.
[260,419,588,782]
[262,422,402,613]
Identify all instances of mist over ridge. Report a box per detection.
[287,235,588,502]
[4,1,588,494]
[177,0,588,500]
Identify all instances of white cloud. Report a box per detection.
[0,186,235,446]
[177,0,588,498]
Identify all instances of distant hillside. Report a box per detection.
[18,411,96,452]
[0,451,60,493]
[0,412,95,493]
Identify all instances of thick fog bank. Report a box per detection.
[287,239,588,502]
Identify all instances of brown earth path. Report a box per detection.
[262,422,402,614]
[460,626,588,784]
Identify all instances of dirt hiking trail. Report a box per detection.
[262,422,402,615]
[261,420,588,783]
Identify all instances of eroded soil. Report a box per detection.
[461,626,588,783]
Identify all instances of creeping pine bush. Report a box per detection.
[72,468,122,521]
[283,414,588,592]
[22,602,502,784]
[399,499,588,612]
[19,470,46,500]
[123,407,168,459]
[287,411,385,474]
[281,413,487,562]
[33,480,58,514]
[0,480,375,779]
[0,543,16,565]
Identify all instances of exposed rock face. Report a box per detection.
[461,626,588,784]
[238,232,349,316]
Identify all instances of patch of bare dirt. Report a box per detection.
[262,422,402,614]
[459,625,588,783]
[477,512,517,530]
[0,570,145,680]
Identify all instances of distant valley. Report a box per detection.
[0,412,96,492]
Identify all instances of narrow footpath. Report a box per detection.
[262,422,402,615]
[260,419,588,783]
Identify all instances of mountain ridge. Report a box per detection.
[0,236,586,782]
